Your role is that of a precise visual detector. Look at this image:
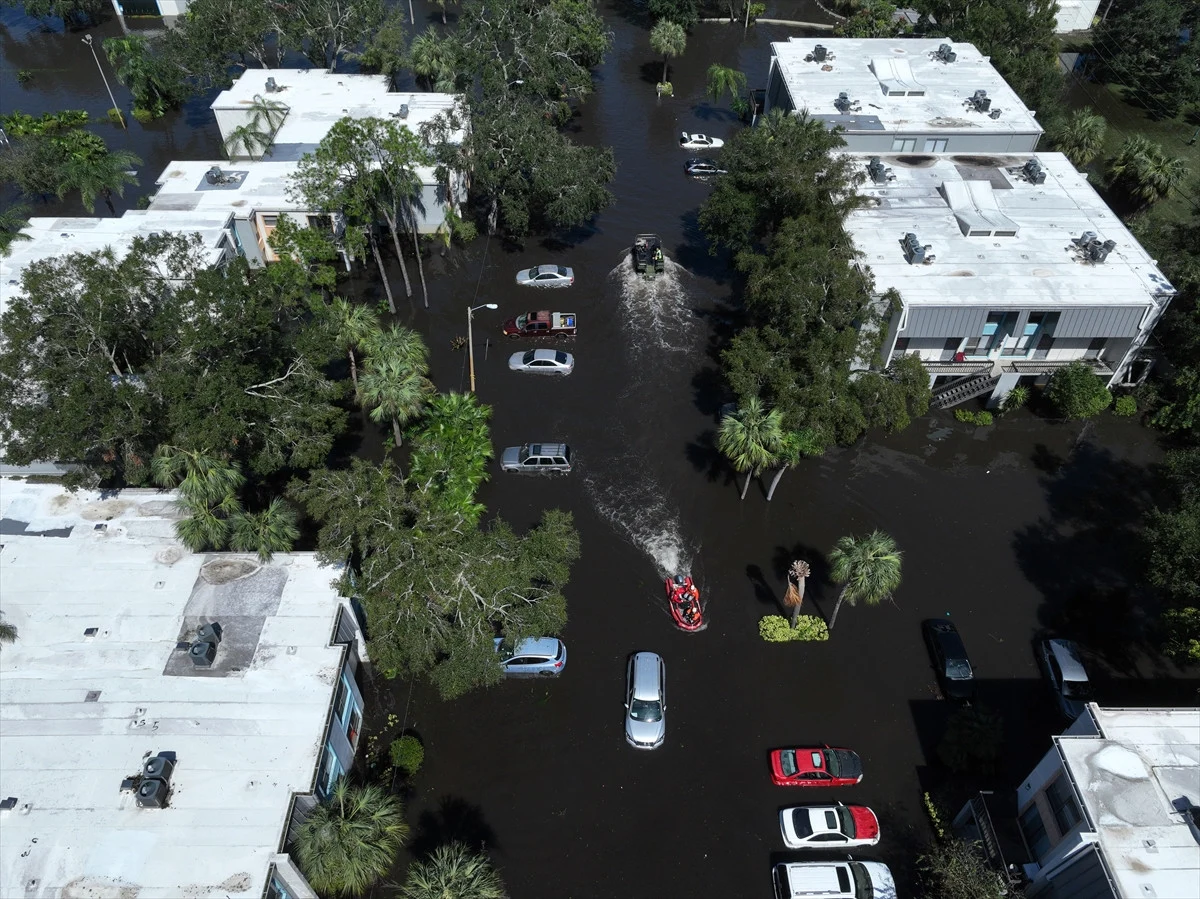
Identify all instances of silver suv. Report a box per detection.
[500,443,572,474]
[1038,638,1093,720]
[624,652,666,750]
[773,861,896,899]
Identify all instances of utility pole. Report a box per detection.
[82,35,126,130]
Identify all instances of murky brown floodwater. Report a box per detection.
[4,3,1193,897]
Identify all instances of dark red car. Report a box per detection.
[770,746,863,787]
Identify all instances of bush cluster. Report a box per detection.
[954,409,994,427]
[1113,395,1138,417]
[389,735,425,776]
[759,614,830,642]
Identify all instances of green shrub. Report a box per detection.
[656,81,673,96]
[107,108,124,125]
[1047,361,1112,419]
[923,791,947,841]
[1113,395,1137,417]
[954,409,994,426]
[131,107,156,124]
[1160,607,1200,664]
[1000,386,1029,415]
[389,735,424,775]
[759,614,829,642]
[17,70,33,84]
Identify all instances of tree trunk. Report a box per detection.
[347,349,358,394]
[740,470,753,500]
[384,213,413,299]
[766,466,787,501]
[487,197,499,235]
[369,233,397,314]
[662,58,669,84]
[411,223,429,308]
[829,587,848,629]
[391,415,403,447]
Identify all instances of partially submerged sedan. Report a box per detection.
[770,746,863,787]
[494,637,567,678]
[684,157,727,177]
[516,264,574,287]
[508,348,574,376]
[780,803,880,849]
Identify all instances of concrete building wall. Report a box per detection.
[841,130,1042,153]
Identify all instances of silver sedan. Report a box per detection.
[508,348,574,375]
[515,264,574,287]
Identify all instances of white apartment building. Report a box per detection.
[764,38,1044,154]
[0,480,368,899]
[846,152,1175,408]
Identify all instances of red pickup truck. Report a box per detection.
[502,311,577,339]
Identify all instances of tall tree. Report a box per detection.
[649,19,686,85]
[706,64,747,110]
[409,31,462,91]
[294,779,409,898]
[103,35,190,117]
[59,146,141,215]
[1051,108,1107,168]
[765,427,825,501]
[353,6,408,79]
[828,531,902,628]
[326,298,382,397]
[271,0,386,73]
[1108,136,1190,210]
[1093,0,1200,120]
[717,397,785,500]
[0,0,107,25]
[917,838,1008,899]
[783,560,811,627]
[0,203,32,257]
[228,497,301,561]
[398,844,508,899]
[358,325,434,446]
[408,392,494,521]
[647,0,698,30]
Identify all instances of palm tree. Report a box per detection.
[410,392,493,519]
[764,427,824,502]
[1109,136,1189,209]
[409,31,456,91]
[222,123,274,161]
[717,398,784,500]
[174,491,243,553]
[783,560,811,627]
[229,498,300,562]
[359,329,434,446]
[649,20,686,85]
[294,778,409,899]
[828,531,903,629]
[151,445,245,505]
[706,64,747,106]
[397,843,507,899]
[0,612,17,649]
[60,148,142,215]
[328,298,382,396]
[0,203,32,257]
[1052,108,1106,168]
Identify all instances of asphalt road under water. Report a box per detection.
[4,4,1195,897]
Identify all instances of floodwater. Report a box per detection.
[3,3,1195,897]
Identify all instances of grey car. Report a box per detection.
[515,264,574,287]
[508,348,574,375]
[625,651,666,750]
[494,637,567,677]
[1038,638,1093,720]
[500,443,572,474]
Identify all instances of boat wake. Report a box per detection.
[585,464,697,581]
[608,255,696,355]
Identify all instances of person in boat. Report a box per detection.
[653,247,663,265]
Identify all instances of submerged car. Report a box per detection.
[515,264,574,288]
[679,131,724,150]
[499,443,572,474]
[779,803,881,849]
[1038,638,1093,720]
[507,348,574,376]
[772,860,896,899]
[770,746,863,787]
[494,637,567,678]
[922,618,975,699]
[684,157,727,177]
[625,651,666,749]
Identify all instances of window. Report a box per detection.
[894,337,910,355]
[891,138,917,152]
[345,705,361,749]
[316,744,342,799]
[333,677,349,725]
[260,214,279,228]
[923,138,948,152]
[1046,777,1082,834]
[1019,802,1050,859]
[267,876,293,899]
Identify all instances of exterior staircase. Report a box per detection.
[931,372,1000,409]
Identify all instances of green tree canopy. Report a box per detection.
[1093,0,1200,120]
[1108,136,1191,210]
[917,837,1008,899]
[1050,108,1107,168]
[649,19,686,84]
[398,843,508,899]
[1046,360,1113,419]
[828,530,903,628]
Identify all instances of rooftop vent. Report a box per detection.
[1072,232,1116,264]
[934,43,956,63]
[265,77,278,93]
[903,232,934,265]
[0,798,16,811]
[85,690,101,702]
[867,156,895,184]
[398,103,409,119]
[989,108,1002,119]
[205,165,225,185]
[812,45,828,63]
[967,90,991,113]
[143,754,175,782]
[1022,158,1046,184]
[834,92,860,114]
[197,622,222,645]
[135,777,169,809]
[189,640,217,667]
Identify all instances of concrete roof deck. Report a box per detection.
[0,480,346,899]
[769,38,1042,136]
[845,152,1175,308]
[148,159,312,216]
[1058,707,1200,899]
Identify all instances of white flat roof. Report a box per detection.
[1058,706,1200,899]
[211,69,460,178]
[148,160,308,216]
[845,152,1175,308]
[1,213,232,318]
[0,480,346,899]
[769,38,1042,135]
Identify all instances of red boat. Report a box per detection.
[665,575,704,632]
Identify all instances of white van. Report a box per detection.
[773,861,896,899]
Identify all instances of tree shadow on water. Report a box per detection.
[408,795,498,860]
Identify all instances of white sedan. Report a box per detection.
[508,348,575,375]
[780,803,880,849]
[679,132,724,150]
[515,264,574,287]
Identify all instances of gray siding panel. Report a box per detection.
[1056,306,1145,339]
[903,306,988,338]
[1027,844,1116,899]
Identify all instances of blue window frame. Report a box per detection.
[267,876,293,899]
[316,744,342,799]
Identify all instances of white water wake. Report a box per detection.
[608,255,696,355]
[585,465,697,580]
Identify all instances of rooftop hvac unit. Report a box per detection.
[1074,231,1098,247]
[136,777,169,809]
[989,108,1002,119]
[143,755,175,782]
[813,45,827,63]
[903,232,934,265]
[935,43,956,63]
[1022,158,1046,184]
[265,77,278,93]
[189,640,216,667]
[834,92,851,113]
[969,90,991,112]
[399,103,409,119]
[196,622,222,645]
[1087,239,1117,264]
[205,166,225,184]
[867,156,894,184]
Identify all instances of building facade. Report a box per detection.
[763,38,1044,153]
[845,152,1175,407]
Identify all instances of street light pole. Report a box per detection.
[82,35,126,131]
[467,303,499,393]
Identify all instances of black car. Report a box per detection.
[684,157,727,177]
[922,618,975,699]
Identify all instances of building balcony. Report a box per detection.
[1002,358,1113,375]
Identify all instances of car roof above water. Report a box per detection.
[630,652,662,698]
[1047,638,1089,682]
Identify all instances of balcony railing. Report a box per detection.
[1003,358,1113,375]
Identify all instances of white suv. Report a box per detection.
[773,861,896,899]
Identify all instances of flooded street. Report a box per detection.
[3,2,1194,896]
